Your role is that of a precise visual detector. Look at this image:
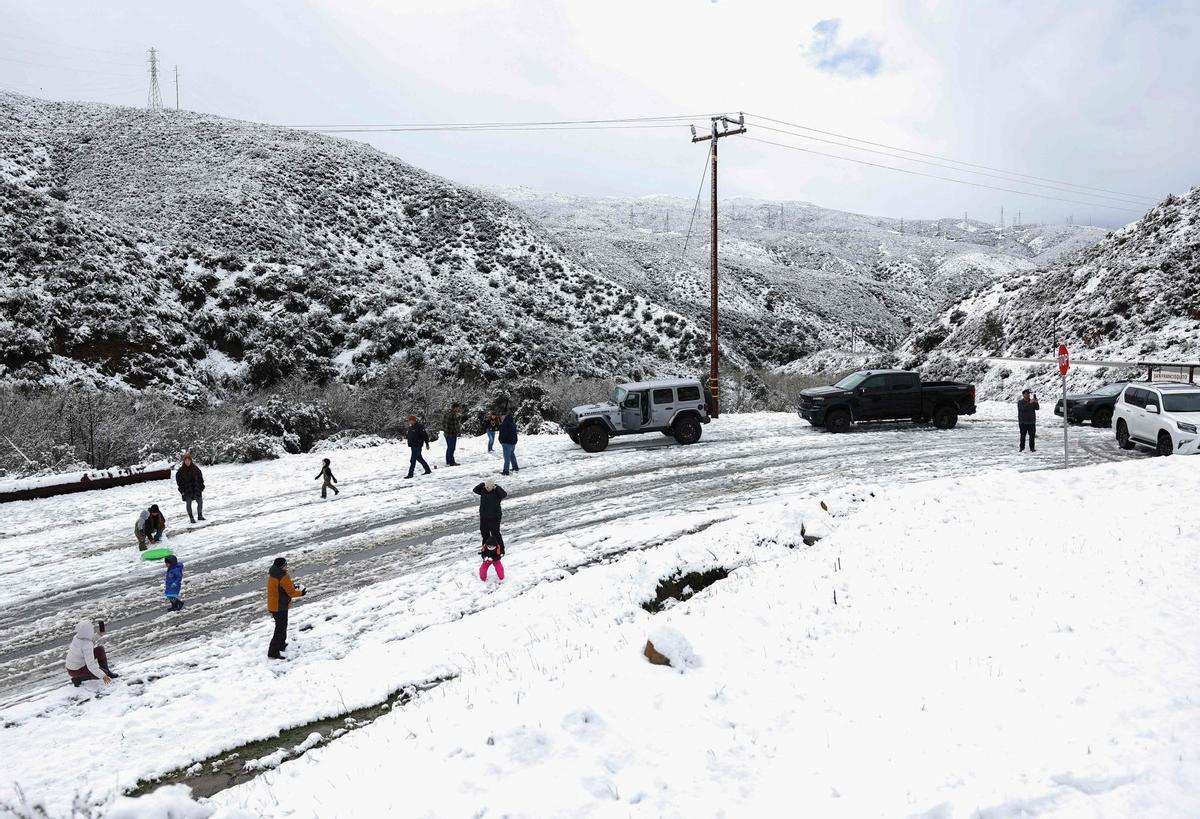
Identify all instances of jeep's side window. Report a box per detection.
[677,386,701,402]
[623,393,641,409]
[652,388,674,404]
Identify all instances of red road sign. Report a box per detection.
[1057,344,1070,375]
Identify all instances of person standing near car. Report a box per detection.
[1017,388,1040,452]
[176,453,205,523]
[443,403,462,467]
[267,557,306,660]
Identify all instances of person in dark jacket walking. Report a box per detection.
[176,453,206,523]
[499,413,520,475]
[164,555,184,612]
[478,533,505,582]
[267,557,306,660]
[473,479,507,549]
[135,504,166,549]
[315,458,339,498]
[484,413,500,453]
[1017,388,1040,452]
[443,403,462,466]
[405,416,432,479]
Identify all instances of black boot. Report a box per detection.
[72,678,83,688]
[102,667,120,679]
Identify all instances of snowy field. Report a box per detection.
[3,404,1194,817]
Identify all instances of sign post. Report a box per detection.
[1058,344,1070,467]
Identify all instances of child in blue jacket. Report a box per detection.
[164,555,185,611]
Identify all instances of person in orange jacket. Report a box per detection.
[267,557,306,660]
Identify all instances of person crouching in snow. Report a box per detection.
[315,458,339,498]
[164,555,184,611]
[135,504,166,550]
[65,619,118,687]
[479,533,505,582]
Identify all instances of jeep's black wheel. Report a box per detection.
[579,425,609,453]
[1157,431,1174,457]
[1116,420,1134,450]
[825,409,851,434]
[1091,407,1112,428]
[932,406,958,429]
[673,416,703,445]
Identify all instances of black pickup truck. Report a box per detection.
[797,370,977,433]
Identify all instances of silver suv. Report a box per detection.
[1113,382,1200,456]
[564,378,712,452]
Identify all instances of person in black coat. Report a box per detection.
[499,413,520,475]
[315,458,339,498]
[176,453,205,523]
[405,415,432,479]
[1017,388,1040,452]
[473,479,507,548]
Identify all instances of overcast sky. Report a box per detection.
[3,0,1197,228]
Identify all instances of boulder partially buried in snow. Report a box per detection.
[644,625,700,670]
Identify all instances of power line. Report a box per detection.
[743,135,1145,214]
[681,141,712,257]
[748,121,1149,208]
[747,112,1156,203]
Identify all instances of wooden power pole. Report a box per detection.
[690,113,746,418]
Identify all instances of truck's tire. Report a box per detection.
[932,406,958,429]
[1091,407,1112,428]
[673,416,703,445]
[1116,420,1134,450]
[825,409,851,433]
[579,425,610,453]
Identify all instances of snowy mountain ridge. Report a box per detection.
[494,186,1107,367]
[0,92,712,400]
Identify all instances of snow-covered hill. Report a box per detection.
[495,187,1107,367]
[0,93,710,399]
[899,186,1200,390]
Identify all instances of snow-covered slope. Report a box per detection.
[902,186,1200,373]
[495,187,1106,366]
[0,93,709,399]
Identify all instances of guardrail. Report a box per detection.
[0,468,172,504]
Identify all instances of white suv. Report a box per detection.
[1113,383,1200,456]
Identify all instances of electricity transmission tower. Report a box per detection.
[147,48,163,111]
[689,113,747,418]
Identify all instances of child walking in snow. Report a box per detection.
[164,555,184,611]
[315,458,339,498]
[478,533,505,582]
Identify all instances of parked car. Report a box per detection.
[1113,382,1200,456]
[797,370,977,433]
[564,378,712,453]
[1053,382,1127,427]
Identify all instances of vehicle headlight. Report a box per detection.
[1177,421,1197,434]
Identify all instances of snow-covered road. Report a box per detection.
[0,404,1137,702]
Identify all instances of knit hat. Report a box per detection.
[149,504,160,513]
[272,557,287,569]
[484,479,495,491]
[164,555,178,566]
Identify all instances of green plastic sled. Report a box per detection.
[141,547,174,561]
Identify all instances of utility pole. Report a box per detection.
[999,206,1004,239]
[690,112,746,419]
[1017,209,1022,226]
[174,64,179,110]
[147,47,163,111]
[899,217,904,235]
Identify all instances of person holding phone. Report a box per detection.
[1017,388,1040,452]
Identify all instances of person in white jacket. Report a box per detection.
[65,620,118,686]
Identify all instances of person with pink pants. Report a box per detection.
[479,533,504,581]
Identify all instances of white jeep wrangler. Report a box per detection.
[565,378,712,453]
